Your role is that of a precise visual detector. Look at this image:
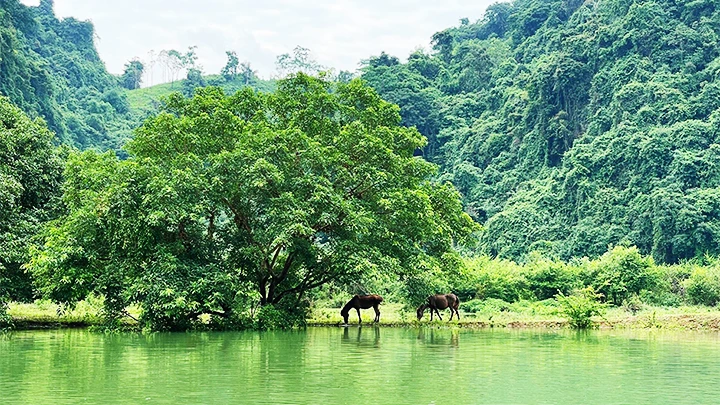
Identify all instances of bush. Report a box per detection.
[583,246,658,305]
[684,267,720,306]
[463,257,531,302]
[641,264,690,306]
[460,298,512,313]
[253,300,310,330]
[0,302,12,330]
[557,287,606,329]
[525,254,581,300]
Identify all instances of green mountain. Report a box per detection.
[361,0,720,264]
[0,0,135,150]
[0,0,277,152]
[4,0,720,265]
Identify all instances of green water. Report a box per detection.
[1,327,719,404]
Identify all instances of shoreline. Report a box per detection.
[7,302,720,332]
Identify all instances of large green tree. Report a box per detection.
[0,97,63,313]
[29,75,476,330]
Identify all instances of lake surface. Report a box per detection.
[1,327,719,404]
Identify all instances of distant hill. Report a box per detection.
[361,0,720,264]
[126,75,276,115]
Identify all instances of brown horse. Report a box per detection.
[416,294,460,321]
[341,294,383,324]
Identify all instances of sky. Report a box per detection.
[20,0,494,85]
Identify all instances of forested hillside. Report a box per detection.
[362,0,720,264]
[0,0,136,150]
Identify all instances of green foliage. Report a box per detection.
[221,51,239,81]
[0,0,138,150]
[253,300,310,330]
[557,287,606,329]
[182,68,206,97]
[460,298,512,313]
[684,266,720,306]
[28,75,476,330]
[362,0,720,265]
[583,246,658,305]
[460,256,531,302]
[120,59,144,90]
[0,301,11,330]
[525,253,581,300]
[0,97,63,305]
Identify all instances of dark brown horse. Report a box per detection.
[341,294,383,324]
[416,294,460,321]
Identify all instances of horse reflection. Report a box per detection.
[416,328,459,348]
[342,325,381,347]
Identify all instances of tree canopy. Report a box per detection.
[0,96,63,305]
[121,59,144,90]
[28,75,476,330]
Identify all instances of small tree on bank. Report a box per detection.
[29,75,477,330]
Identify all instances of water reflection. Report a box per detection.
[341,325,381,348]
[4,328,720,405]
[416,328,459,348]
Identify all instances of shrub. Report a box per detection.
[684,266,720,306]
[253,300,310,330]
[557,287,606,329]
[463,257,531,302]
[0,302,12,330]
[583,246,658,305]
[525,253,581,300]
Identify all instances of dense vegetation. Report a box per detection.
[26,75,476,331]
[361,0,720,264]
[0,0,276,153]
[6,0,720,330]
[0,0,138,150]
[0,96,63,328]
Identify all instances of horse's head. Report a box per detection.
[416,304,427,320]
[340,308,350,324]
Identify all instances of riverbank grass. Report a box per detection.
[7,300,104,329]
[7,300,720,330]
[309,301,720,330]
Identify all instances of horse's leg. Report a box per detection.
[356,307,362,324]
[436,308,442,321]
[373,305,380,323]
[429,308,433,321]
[449,308,454,321]
[455,306,461,320]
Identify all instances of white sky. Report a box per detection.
[20,0,494,84]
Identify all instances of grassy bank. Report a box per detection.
[7,300,104,329]
[8,300,720,331]
[309,302,720,330]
